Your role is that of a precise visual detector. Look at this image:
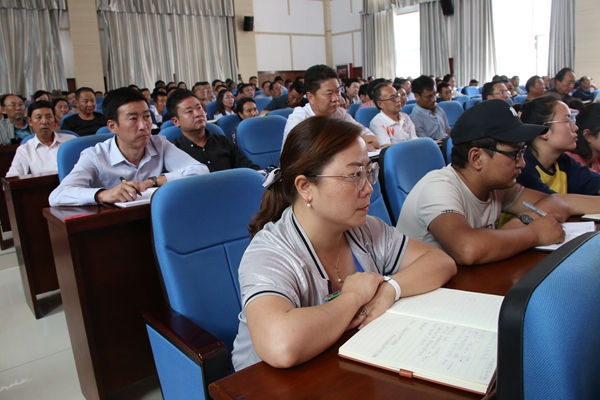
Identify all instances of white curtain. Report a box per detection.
[547,0,575,77]
[97,0,238,90]
[453,0,496,85]
[0,0,68,97]
[362,1,397,79]
[419,0,449,77]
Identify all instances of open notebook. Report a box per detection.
[535,221,596,251]
[339,288,503,395]
[114,187,158,208]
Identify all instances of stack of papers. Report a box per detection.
[114,187,158,208]
[534,221,596,251]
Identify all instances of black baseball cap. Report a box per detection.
[451,99,548,145]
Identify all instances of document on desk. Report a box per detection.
[534,221,596,251]
[339,288,503,395]
[114,188,158,208]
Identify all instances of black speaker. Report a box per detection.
[243,16,254,32]
[440,0,454,15]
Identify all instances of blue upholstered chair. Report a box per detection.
[57,133,113,180]
[236,115,287,169]
[497,231,600,400]
[354,106,379,128]
[464,86,480,98]
[452,95,469,107]
[268,108,295,119]
[380,138,445,224]
[158,126,183,142]
[512,94,528,104]
[144,169,265,400]
[160,120,174,131]
[96,126,111,134]
[59,113,77,128]
[369,180,391,225]
[253,97,272,113]
[55,130,80,137]
[205,101,217,120]
[402,103,416,114]
[438,100,463,129]
[465,98,481,110]
[206,123,225,136]
[518,85,527,93]
[348,103,361,118]
[405,99,417,105]
[442,136,453,165]
[216,114,241,141]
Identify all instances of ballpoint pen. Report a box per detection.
[119,176,142,196]
[522,201,547,217]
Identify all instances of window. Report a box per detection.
[394,7,420,78]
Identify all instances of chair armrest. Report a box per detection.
[143,307,230,384]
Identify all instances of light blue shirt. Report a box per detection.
[409,104,450,139]
[49,135,209,206]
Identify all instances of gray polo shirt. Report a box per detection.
[409,104,450,139]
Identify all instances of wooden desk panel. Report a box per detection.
[2,174,60,318]
[209,250,551,400]
[0,144,18,247]
[44,205,165,400]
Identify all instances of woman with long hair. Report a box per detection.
[231,117,456,371]
[52,98,70,126]
[213,89,236,120]
[566,104,600,173]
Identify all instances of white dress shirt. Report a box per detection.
[369,111,417,146]
[6,132,76,177]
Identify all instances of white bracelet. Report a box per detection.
[383,276,401,302]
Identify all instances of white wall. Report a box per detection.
[330,0,362,67]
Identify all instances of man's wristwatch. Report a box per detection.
[148,176,158,187]
[516,214,533,225]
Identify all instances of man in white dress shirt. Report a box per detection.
[6,101,76,177]
[369,83,417,147]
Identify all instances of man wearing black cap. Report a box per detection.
[397,99,572,265]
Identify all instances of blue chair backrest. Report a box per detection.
[57,133,114,181]
[159,126,183,142]
[443,136,453,165]
[464,86,480,98]
[513,94,528,104]
[20,134,35,145]
[406,99,417,105]
[354,106,379,128]
[369,180,391,225]
[497,232,600,400]
[402,103,416,114]
[518,85,527,93]
[380,138,445,224]
[55,130,80,137]
[96,126,111,134]
[160,120,174,131]
[236,115,287,169]
[268,108,295,119]
[151,169,265,353]
[452,95,469,107]
[465,98,481,110]
[95,97,104,112]
[206,123,225,136]
[60,113,77,128]
[253,97,272,113]
[216,114,241,141]
[205,101,217,120]
[437,101,463,129]
[348,103,361,118]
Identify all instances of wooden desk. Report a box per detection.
[44,205,165,400]
[0,144,18,248]
[209,250,550,400]
[2,173,60,318]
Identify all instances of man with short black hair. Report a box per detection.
[231,97,259,143]
[510,76,523,95]
[398,99,571,265]
[344,78,361,104]
[524,75,546,103]
[0,94,33,144]
[408,75,450,139]
[482,81,510,102]
[549,68,576,102]
[49,88,207,206]
[261,81,305,115]
[168,90,259,172]
[256,81,272,98]
[150,91,167,124]
[572,76,594,101]
[270,81,283,99]
[369,83,416,147]
[436,83,452,102]
[33,90,51,102]
[61,87,106,136]
[237,83,255,100]
[249,76,259,88]
[192,82,210,110]
[6,101,76,176]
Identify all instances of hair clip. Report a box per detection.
[262,166,282,188]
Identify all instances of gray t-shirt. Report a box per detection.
[232,207,410,371]
[397,165,523,249]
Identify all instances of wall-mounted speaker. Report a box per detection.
[440,0,454,15]
[243,16,254,32]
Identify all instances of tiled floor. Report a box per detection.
[0,245,163,400]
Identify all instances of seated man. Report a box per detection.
[256,81,272,98]
[369,83,416,147]
[436,82,453,102]
[548,68,576,103]
[270,81,283,99]
[192,82,210,111]
[344,78,362,104]
[236,83,255,101]
[482,81,510,102]
[232,97,259,144]
[169,89,260,172]
[572,76,594,101]
[409,75,450,139]
[0,94,33,144]
[49,88,208,206]
[524,75,546,103]
[260,81,305,115]
[398,99,573,265]
[282,64,379,149]
[6,101,76,176]
[61,87,106,136]
[150,90,167,124]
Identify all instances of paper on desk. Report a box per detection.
[114,187,158,208]
[535,221,596,251]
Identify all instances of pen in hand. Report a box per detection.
[119,176,142,196]
[522,201,547,217]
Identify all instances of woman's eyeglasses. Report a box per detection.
[310,162,379,191]
[544,119,577,130]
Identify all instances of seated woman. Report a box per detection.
[566,103,600,173]
[213,89,236,120]
[231,117,456,371]
[518,97,600,195]
[52,98,70,126]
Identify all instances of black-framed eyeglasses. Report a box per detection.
[309,162,379,191]
[481,145,527,161]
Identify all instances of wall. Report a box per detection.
[574,0,600,82]
[234,0,258,83]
